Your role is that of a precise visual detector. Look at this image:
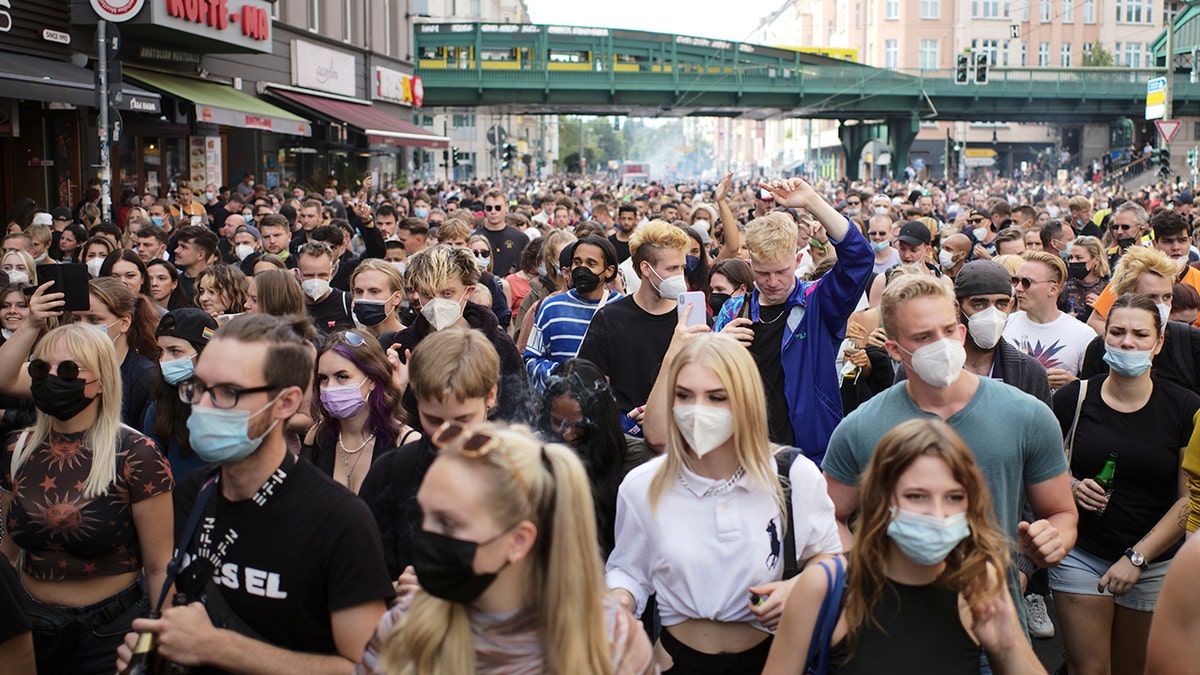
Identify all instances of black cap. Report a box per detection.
[954,260,1014,299]
[1174,193,1193,206]
[156,308,219,349]
[897,220,932,247]
[50,207,73,222]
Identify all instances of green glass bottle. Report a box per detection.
[120,610,161,675]
[1094,452,1116,516]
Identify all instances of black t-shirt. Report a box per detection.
[609,234,631,264]
[476,226,528,277]
[1053,375,1200,562]
[358,437,436,580]
[748,302,797,445]
[174,456,394,656]
[306,289,355,337]
[577,296,679,413]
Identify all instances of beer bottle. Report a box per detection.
[1094,452,1116,515]
[158,593,193,675]
[120,610,161,675]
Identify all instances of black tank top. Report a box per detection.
[829,580,981,675]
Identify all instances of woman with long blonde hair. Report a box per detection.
[610,331,841,674]
[357,423,653,674]
[763,419,1040,675]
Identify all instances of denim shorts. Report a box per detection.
[1048,546,1169,611]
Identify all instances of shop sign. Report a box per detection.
[89,0,146,22]
[292,39,357,98]
[73,0,272,53]
[374,67,423,108]
[2,0,72,57]
[162,0,270,45]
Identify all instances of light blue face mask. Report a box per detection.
[1103,345,1154,378]
[886,508,970,566]
[413,207,430,220]
[870,240,891,253]
[160,355,196,385]
[150,216,164,227]
[187,392,282,463]
[537,263,547,276]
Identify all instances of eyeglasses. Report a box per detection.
[1112,224,1136,231]
[483,205,504,212]
[867,231,890,238]
[179,378,278,409]
[1011,276,1054,290]
[433,422,533,501]
[29,359,95,384]
[847,201,861,206]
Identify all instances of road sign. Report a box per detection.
[1156,119,1182,144]
[964,148,997,158]
[1147,77,1168,120]
[1009,24,1020,38]
[486,125,507,146]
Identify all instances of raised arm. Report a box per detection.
[713,173,741,261]
[0,282,62,397]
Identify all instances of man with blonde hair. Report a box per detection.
[1068,195,1102,238]
[578,220,692,431]
[713,178,873,462]
[823,274,1077,629]
[1003,250,1097,389]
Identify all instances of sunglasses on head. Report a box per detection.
[432,422,534,501]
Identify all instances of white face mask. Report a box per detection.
[301,278,330,301]
[389,261,407,276]
[897,337,966,388]
[1173,255,1189,273]
[646,263,688,300]
[235,244,256,261]
[938,250,958,269]
[966,306,1007,350]
[7,270,29,285]
[1158,302,1171,328]
[421,295,465,331]
[673,405,734,458]
[972,226,989,242]
[86,257,104,278]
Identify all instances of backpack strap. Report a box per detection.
[775,446,802,580]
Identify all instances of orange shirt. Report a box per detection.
[1091,265,1200,329]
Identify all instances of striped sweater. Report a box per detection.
[524,289,622,391]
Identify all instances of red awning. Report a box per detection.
[267,88,449,149]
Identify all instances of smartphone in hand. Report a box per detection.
[677,291,707,327]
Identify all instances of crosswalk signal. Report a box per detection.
[973,53,989,84]
[955,53,970,85]
[500,143,516,170]
[1187,147,1198,167]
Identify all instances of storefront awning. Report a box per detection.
[0,53,161,114]
[125,68,310,136]
[265,88,449,149]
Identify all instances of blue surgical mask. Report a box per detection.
[150,216,164,227]
[160,355,196,385]
[1103,345,1154,378]
[886,508,970,566]
[870,240,891,253]
[413,207,430,219]
[187,392,282,463]
[537,263,547,276]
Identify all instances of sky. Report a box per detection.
[523,0,788,43]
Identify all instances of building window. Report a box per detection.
[1002,39,1011,65]
[1020,41,1028,66]
[920,0,939,18]
[383,0,392,55]
[1038,41,1050,66]
[1116,0,1151,23]
[919,38,938,68]
[1062,0,1073,21]
[1083,43,1093,61]
[452,114,476,128]
[887,0,899,19]
[470,0,481,15]
[1039,0,1051,21]
[308,0,320,32]
[885,39,899,69]
[972,38,1000,66]
[1020,0,1029,20]
[1060,42,1072,66]
[1123,42,1142,66]
[412,0,429,12]
[974,0,1003,18]
[342,2,353,42]
[1083,0,1096,22]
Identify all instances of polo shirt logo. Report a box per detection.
[765,517,782,570]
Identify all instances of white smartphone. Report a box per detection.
[677,291,707,327]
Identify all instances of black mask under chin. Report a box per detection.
[30,374,95,420]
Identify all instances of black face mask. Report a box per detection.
[1116,235,1136,249]
[30,374,94,420]
[412,528,510,605]
[709,292,731,315]
[571,267,603,295]
[352,300,390,326]
[1066,261,1090,280]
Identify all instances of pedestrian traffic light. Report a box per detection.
[954,53,970,85]
[973,53,989,85]
[1188,147,1198,167]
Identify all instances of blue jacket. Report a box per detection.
[714,223,873,463]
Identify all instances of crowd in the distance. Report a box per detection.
[0,167,1197,674]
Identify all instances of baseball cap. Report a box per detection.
[1174,193,1193,206]
[31,213,52,226]
[897,221,931,247]
[954,260,1014,299]
[155,308,219,349]
[50,207,73,222]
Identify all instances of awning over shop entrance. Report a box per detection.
[0,53,162,114]
[266,88,449,149]
[125,68,310,136]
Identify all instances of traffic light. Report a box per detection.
[1188,147,1198,167]
[1160,146,1172,177]
[501,143,516,170]
[973,53,989,84]
[955,53,970,85]
[451,147,466,165]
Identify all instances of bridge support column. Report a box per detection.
[887,114,919,181]
[838,121,870,182]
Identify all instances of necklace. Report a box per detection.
[679,466,745,497]
[337,431,375,491]
[757,305,788,325]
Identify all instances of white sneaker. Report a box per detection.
[1025,593,1055,639]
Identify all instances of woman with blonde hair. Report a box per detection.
[1060,235,1110,322]
[0,322,172,674]
[350,258,408,338]
[611,331,841,673]
[357,423,653,674]
[763,419,1040,674]
[0,250,36,286]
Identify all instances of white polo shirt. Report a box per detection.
[605,453,841,630]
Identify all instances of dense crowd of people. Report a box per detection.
[0,168,1198,674]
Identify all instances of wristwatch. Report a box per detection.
[1124,548,1149,570]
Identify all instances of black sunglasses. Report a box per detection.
[1011,276,1054,290]
[29,359,80,381]
[484,205,504,212]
